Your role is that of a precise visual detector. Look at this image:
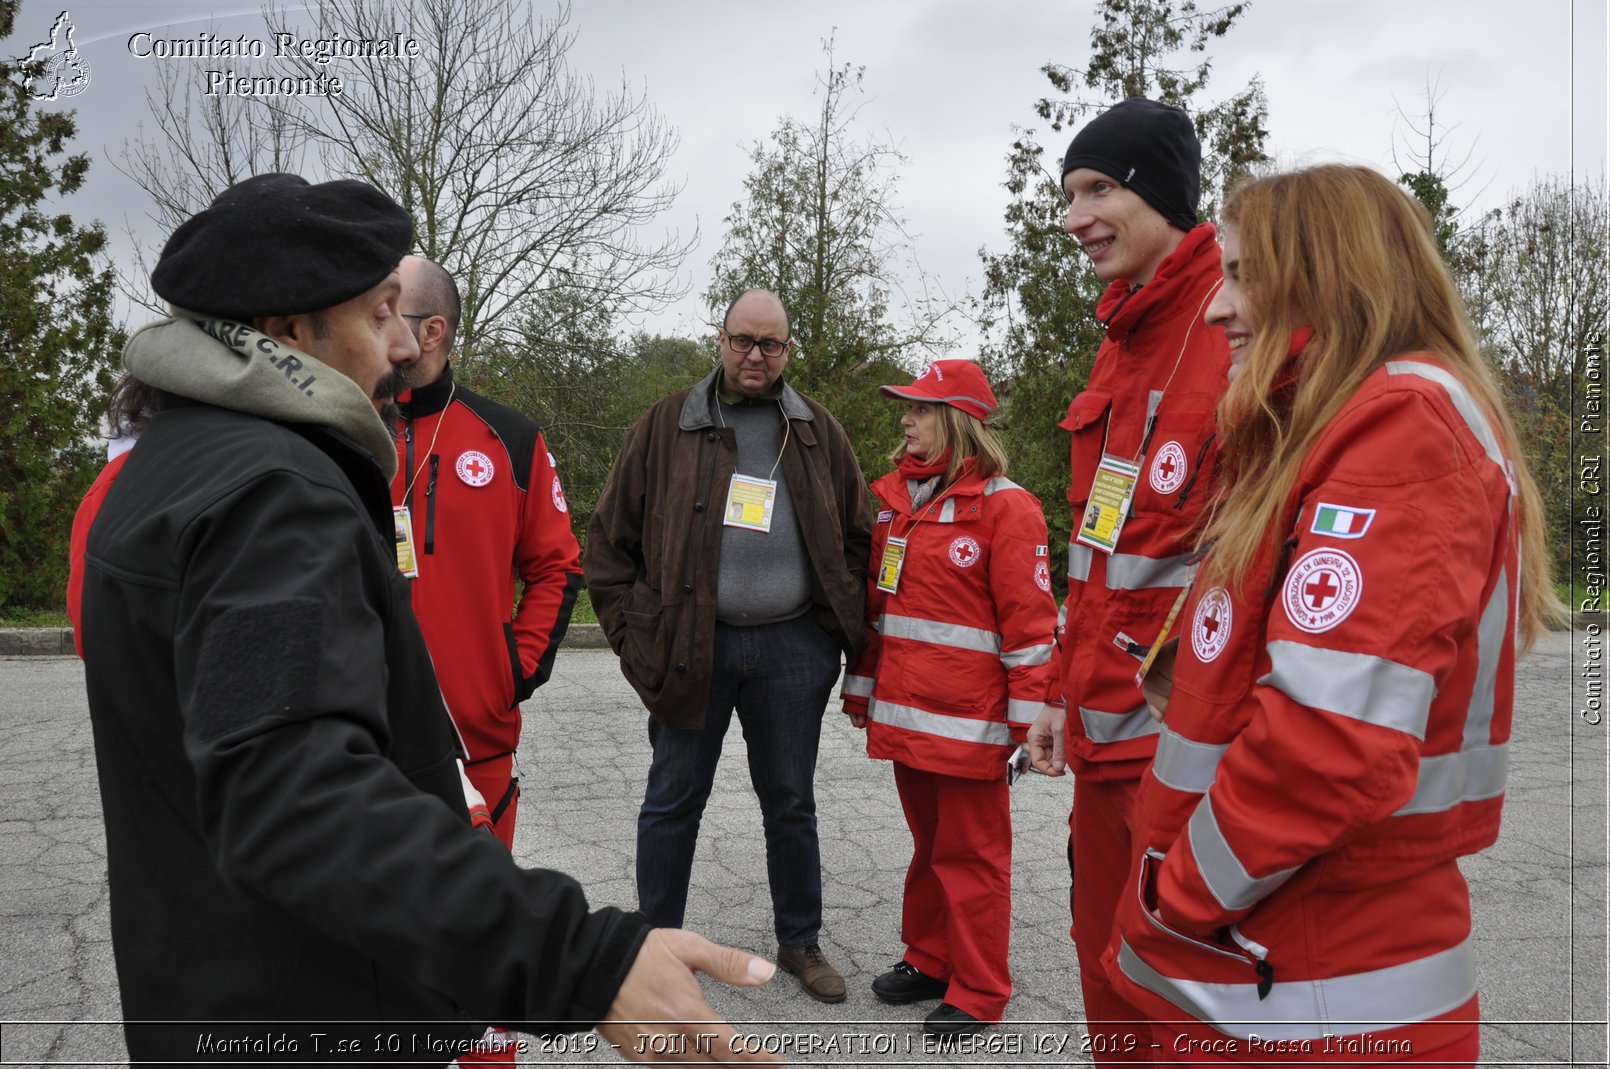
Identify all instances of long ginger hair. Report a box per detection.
[1201,164,1560,648]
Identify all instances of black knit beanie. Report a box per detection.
[1061,98,1202,231]
[151,174,415,321]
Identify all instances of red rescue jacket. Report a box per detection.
[1057,223,1230,778]
[842,462,1059,780]
[392,362,582,762]
[1107,355,1519,1057]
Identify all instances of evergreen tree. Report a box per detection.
[0,0,124,613]
[706,39,955,484]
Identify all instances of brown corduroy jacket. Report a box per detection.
[586,367,872,728]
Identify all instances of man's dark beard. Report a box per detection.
[375,364,413,437]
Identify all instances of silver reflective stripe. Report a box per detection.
[842,674,874,698]
[1188,795,1298,911]
[1107,551,1194,590]
[938,498,957,523]
[870,698,1014,746]
[1463,569,1508,751]
[1394,743,1509,815]
[983,476,1025,496]
[880,613,1000,655]
[1261,641,1434,741]
[1007,698,1042,725]
[1151,728,1227,793]
[1115,935,1478,1042]
[1385,361,1504,468]
[1069,541,1094,584]
[1079,703,1162,743]
[1001,642,1053,668]
[1145,388,1165,424]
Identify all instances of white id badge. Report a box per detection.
[723,473,777,532]
[393,505,419,578]
[1074,453,1141,554]
[876,536,908,594]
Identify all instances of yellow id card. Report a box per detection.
[1075,453,1141,554]
[723,473,777,532]
[876,536,908,593]
[393,505,419,578]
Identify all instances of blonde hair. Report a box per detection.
[1203,164,1560,648]
[888,403,1009,484]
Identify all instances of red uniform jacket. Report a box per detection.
[1107,356,1519,1057]
[392,363,582,762]
[68,450,132,658]
[1058,223,1230,778]
[842,463,1059,780]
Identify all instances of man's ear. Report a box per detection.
[421,315,450,353]
[252,313,312,350]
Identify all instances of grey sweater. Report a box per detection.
[714,397,812,625]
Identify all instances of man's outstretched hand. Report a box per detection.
[601,928,784,1064]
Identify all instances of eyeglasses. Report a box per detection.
[400,313,437,322]
[724,333,790,358]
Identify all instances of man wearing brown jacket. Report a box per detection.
[586,288,872,1004]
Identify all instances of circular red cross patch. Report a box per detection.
[948,535,981,568]
[1191,586,1233,662]
[455,449,494,487]
[1282,548,1363,634]
[1149,440,1188,495]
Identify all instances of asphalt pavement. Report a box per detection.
[0,633,1604,1066]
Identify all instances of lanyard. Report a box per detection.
[403,381,455,501]
[1098,277,1224,464]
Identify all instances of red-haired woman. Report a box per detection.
[1107,165,1562,1066]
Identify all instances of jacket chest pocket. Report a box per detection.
[1133,403,1216,524]
[1060,389,1113,516]
[1170,582,1264,707]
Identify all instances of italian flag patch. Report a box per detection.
[1310,502,1375,539]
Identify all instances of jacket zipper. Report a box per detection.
[1138,849,1275,998]
[403,419,415,508]
[425,455,439,554]
[686,429,726,670]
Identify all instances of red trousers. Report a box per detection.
[1072,774,1151,1064]
[464,753,519,851]
[893,762,1012,1022]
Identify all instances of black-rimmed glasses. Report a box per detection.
[724,333,790,358]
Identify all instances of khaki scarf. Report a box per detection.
[123,309,398,480]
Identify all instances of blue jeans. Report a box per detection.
[636,615,842,947]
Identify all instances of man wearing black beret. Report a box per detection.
[1023,99,1232,1064]
[80,174,782,1067]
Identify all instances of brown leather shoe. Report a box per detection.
[777,944,847,1003]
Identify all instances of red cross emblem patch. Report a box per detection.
[948,535,981,568]
[1149,440,1188,494]
[1191,586,1233,662]
[455,449,494,487]
[1282,548,1363,634]
[551,474,568,513]
[1034,559,1052,593]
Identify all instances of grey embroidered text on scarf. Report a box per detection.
[122,309,398,480]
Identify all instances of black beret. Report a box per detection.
[1062,98,1202,232]
[151,174,414,320]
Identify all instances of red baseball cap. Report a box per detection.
[880,359,998,421]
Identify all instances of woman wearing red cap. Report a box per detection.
[840,359,1059,1039]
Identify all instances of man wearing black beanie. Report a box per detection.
[79,174,782,1068]
[1024,98,1232,1065]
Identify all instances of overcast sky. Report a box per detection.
[14,0,1608,348]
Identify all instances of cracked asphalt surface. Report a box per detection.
[0,632,1603,1066]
